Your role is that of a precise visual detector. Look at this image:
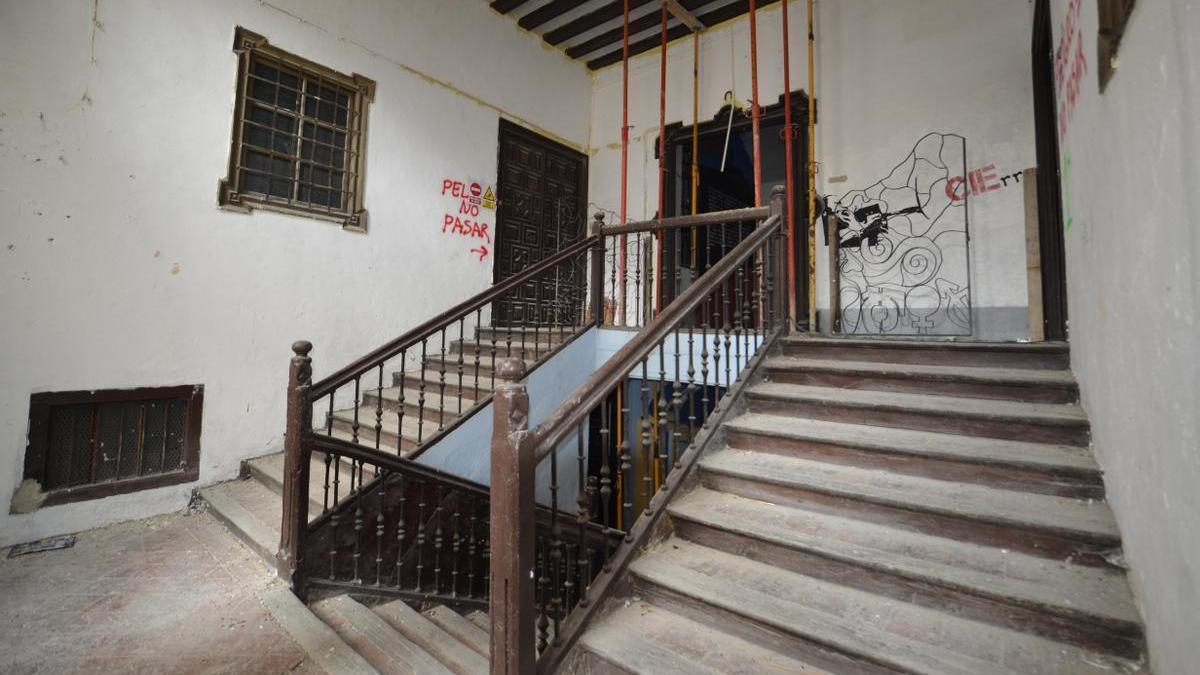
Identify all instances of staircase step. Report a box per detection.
[578,598,829,675]
[700,448,1119,555]
[372,600,488,674]
[764,356,1078,403]
[199,479,282,564]
[261,587,377,675]
[245,451,342,516]
[451,337,563,360]
[422,605,490,657]
[668,487,1141,654]
[328,406,442,452]
[723,413,1102,497]
[312,595,454,675]
[747,382,1090,445]
[778,336,1070,370]
[422,355,536,379]
[630,538,1139,675]
[474,325,570,345]
[363,386,485,422]
[465,610,489,633]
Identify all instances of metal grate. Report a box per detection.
[220,28,374,230]
[24,386,203,504]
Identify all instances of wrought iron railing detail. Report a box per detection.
[489,187,788,673]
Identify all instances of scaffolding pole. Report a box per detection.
[618,0,630,326]
[782,0,797,327]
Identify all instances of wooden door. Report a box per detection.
[494,120,588,326]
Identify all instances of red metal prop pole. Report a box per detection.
[782,0,797,326]
[657,4,667,316]
[619,0,630,326]
[749,0,762,208]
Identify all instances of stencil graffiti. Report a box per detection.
[831,133,972,336]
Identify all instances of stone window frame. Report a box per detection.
[218,27,375,232]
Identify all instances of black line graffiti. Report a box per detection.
[830,132,973,336]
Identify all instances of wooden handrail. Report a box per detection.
[599,205,770,237]
[310,234,599,399]
[530,212,782,463]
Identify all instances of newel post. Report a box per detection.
[277,340,313,594]
[489,358,535,675]
[590,212,606,326]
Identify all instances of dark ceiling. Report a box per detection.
[489,0,782,70]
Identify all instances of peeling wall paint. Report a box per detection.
[0,0,590,546]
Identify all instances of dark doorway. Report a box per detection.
[661,92,810,328]
[493,119,589,325]
[1032,0,1069,340]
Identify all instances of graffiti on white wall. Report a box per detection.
[830,133,972,336]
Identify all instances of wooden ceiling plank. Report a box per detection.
[544,0,656,46]
[519,0,582,31]
[490,0,531,15]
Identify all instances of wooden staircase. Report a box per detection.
[197,325,570,674]
[572,336,1147,674]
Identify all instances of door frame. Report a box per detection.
[661,91,811,327]
[1032,0,1070,340]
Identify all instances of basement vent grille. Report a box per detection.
[22,386,203,507]
[219,27,375,231]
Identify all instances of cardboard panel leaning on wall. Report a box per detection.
[1048,1,1200,673]
[0,0,590,547]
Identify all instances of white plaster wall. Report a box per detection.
[1048,1,1200,672]
[587,0,1037,339]
[0,0,590,546]
[815,0,1037,340]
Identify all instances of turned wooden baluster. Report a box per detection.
[489,358,534,675]
[278,340,313,594]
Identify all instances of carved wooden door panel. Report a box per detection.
[494,120,588,327]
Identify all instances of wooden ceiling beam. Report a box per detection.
[490,0,530,15]
[662,0,705,31]
[544,0,656,46]
[519,0,582,31]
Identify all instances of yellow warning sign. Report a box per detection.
[481,186,496,210]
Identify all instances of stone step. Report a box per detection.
[578,598,829,675]
[422,605,489,657]
[311,595,454,675]
[723,413,1103,498]
[778,336,1071,370]
[746,382,1091,445]
[328,406,447,453]
[668,487,1142,655]
[245,451,337,516]
[363,386,485,423]
[421,355,536,380]
[198,478,283,565]
[699,447,1119,557]
[474,325,571,346]
[261,587,377,675]
[465,610,489,633]
[763,356,1078,403]
[372,600,488,675]
[451,337,564,360]
[629,538,1141,675]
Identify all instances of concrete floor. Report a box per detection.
[0,508,316,674]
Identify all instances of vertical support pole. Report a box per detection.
[278,340,313,594]
[656,3,668,316]
[807,0,818,332]
[618,0,631,327]
[749,0,762,208]
[690,31,700,269]
[782,0,797,327]
[590,213,606,326]
[489,359,534,675]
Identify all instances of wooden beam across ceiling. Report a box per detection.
[490,0,530,15]
[662,0,705,31]
[543,0,656,46]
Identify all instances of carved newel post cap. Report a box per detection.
[591,211,605,235]
[771,184,786,199]
[292,340,313,357]
[496,357,527,383]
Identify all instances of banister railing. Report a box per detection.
[489,187,789,673]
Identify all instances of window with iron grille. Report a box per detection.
[21,386,203,507]
[219,28,375,230]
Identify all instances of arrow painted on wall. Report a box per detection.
[470,244,489,261]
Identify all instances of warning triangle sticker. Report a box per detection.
[481,186,496,210]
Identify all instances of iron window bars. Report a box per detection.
[219,27,375,230]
